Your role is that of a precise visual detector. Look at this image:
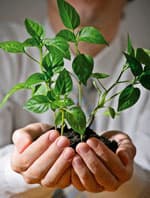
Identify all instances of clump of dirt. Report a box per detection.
[59,127,118,152]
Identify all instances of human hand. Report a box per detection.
[11,123,75,189]
[72,131,136,192]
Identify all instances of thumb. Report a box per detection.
[12,123,51,153]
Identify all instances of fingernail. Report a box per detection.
[73,156,83,167]
[87,138,99,148]
[78,143,89,154]
[56,136,69,148]
[49,130,59,142]
[63,148,75,160]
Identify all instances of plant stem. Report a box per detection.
[78,82,82,106]
[106,66,127,93]
[92,80,102,95]
[39,47,43,72]
[88,91,106,127]
[98,80,107,91]
[61,110,65,136]
[88,65,129,127]
[88,104,102,128]
[105,92,121,103]
[74,32,80,55]
[74,36,82,107]
[24,51,40,64]
[69,71,79,82]
[80,134,83,142]
[118,80,130,84]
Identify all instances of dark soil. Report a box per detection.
[57,127,118,153]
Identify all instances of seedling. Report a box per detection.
[0,0,150,150]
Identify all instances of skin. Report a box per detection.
[48,0,127,56]
[11,123,136,192]
[11,0,136,194]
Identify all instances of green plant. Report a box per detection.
[0,0,150,143]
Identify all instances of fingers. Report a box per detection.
[73,134,135,192]
[102,130,136,161]
[12,134,74,188]
[11,123,75,189]
[72,155,103,193]
[116,135,136,163]
[76,142,119,191]
[71,168,85,191]
[41,147,75,187]
[12,123,51,153]
[11,130,59,173]
[56,168,71,188]
[87,138,133,183]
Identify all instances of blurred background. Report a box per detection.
[0,0,149,48]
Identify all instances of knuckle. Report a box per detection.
[82,173,89,181]
[18,157,31,171]
[25,169,43,182]
[23,175,38,184]
[11,157,22,173]
[58,182,70,189]
[41,179,57,188]
[97,144,107,158]
[11,164,21,173]
[90,160,100,174]
[11,154,30,172]
[108,183,120,192]
[101,179,119,192]
[120,170,132,183]
[107,179,120,191]
[88,186,103,193]
[23,171,41,184]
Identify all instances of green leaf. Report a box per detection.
[33,84,48,96]
[127,34,135,56]
[25,73,45,88]
[42,52,64,72]
[118,85,140,111]
[43,37,70,59]
[0,41,24,53]
[57,29,76,42]
[24,18,45,39]
[47,90,57,101]
[57,0,80,29]
[55,69,73,95]
[0,83,26,108]
[24,95,51,113]
[92,72,110,79]
[52,98,74,109]
[72,54,94,85]
[139,71,150,90]
[55,111,63,126]
[144,66,150,72]
[143,49,150,56]
[104,107,116,119]
[136,48,150,67]
[78,27,108,45]
[124,52,143,76]
[65,106,86,135]
[23,38,40,47]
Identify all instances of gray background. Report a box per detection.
[0,0,149,48]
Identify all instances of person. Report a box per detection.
[0,0,149,197]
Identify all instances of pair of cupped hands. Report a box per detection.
[11,123,136,193]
